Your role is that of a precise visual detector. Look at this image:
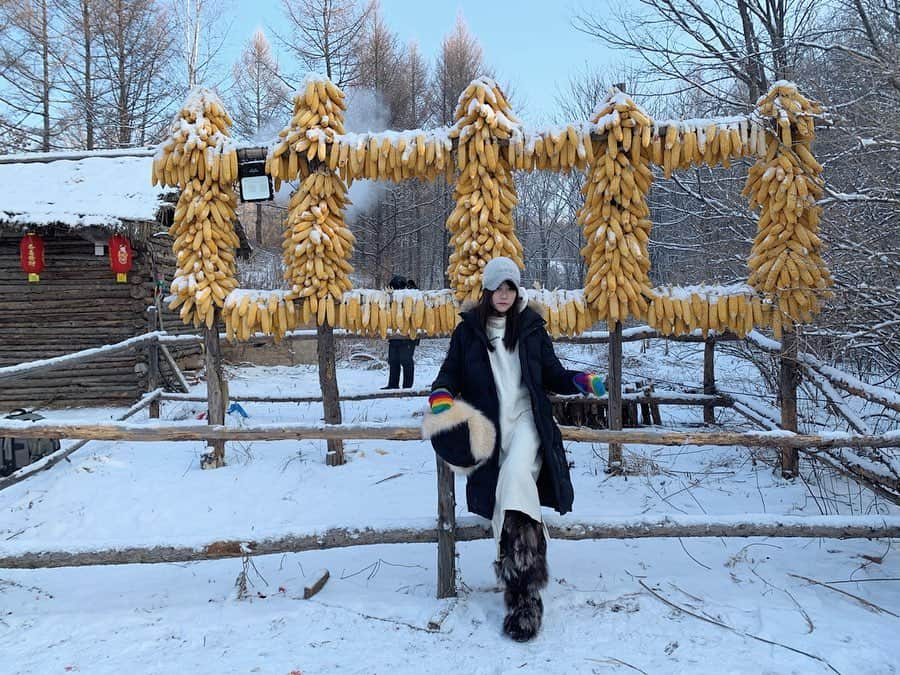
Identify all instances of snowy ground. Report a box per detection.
[2,339,898,674]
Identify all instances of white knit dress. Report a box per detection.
[485,315,544,543]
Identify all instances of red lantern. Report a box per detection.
[20,233,45,283]
[109,235,133,283]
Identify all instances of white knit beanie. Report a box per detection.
[481,256,521,294]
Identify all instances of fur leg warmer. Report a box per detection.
[494,510,548,642]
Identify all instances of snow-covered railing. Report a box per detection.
[0,419,896,449]
[3,513,899,570]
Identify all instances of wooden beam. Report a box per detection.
[3,513,899,569]
[1,421,896,449]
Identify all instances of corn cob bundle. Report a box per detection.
[446,77,525,301]
[338,289,459,338]
[222,290,298,342]
[526,289,595,337]
[336,130,455,183]
[505,122,600,174]
[268,75,346,188]
[744,83,829,334]
[649,118,757,177]
[646,286,774,338]
[281,168,356,327]
[156,89,240,328]
[151,89,238,188]
[577,90,654,328]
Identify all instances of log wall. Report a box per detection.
[0,229,196,409]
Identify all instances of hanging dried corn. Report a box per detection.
[153,88,240,329]
[577,89,654,329]
[446,77,525,302]
[268,75,356,330]
[744,82,831,337]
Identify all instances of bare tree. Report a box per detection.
[432,12,485,126]
[168,0,233,91]
[56,0,100,148]
[278,0,374,87]
[94,0,174,146]
[229,29,290,141]
[0,0,62,150]
[573,0,823,108]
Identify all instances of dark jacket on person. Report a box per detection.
[431,304,581,519]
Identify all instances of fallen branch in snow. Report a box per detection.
[3,514,900,569]
[637,580,840,674]
[787,573,900,619]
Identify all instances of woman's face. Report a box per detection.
[490,281,517,314]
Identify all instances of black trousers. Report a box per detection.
[387,339,416,388]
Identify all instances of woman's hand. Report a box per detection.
[428,388,454,413]
[573,372,606,396]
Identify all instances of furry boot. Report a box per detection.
[494,510,548,641]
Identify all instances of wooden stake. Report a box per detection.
[147,308,160,419]
[779,327,800,478]
[203,320,227,469]
[607,321,623,472]
[436,457,457,599]
[703,337,716,425]
[317,322,344,466]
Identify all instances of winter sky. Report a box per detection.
[227,0,621,125]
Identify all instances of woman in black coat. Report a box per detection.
[422,257,605,642]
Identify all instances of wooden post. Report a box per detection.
[703,337,716,425]
[436,457,457,598]
[779,327,800,478]
[255,202,263,245]
[607,321,623,472]
[147,307,160,419]
[318,322,344,466]
[202,320,227,469]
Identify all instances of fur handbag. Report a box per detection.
[421,400,496,475]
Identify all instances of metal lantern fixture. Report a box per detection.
[109,234,133,283]
[20,233,45,283]
[236,147,273,202]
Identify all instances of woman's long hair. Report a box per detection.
[476,285,520,351]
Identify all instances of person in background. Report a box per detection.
[421,256,606,642]
[383,274,417,389]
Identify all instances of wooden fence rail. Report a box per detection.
[3,514,899,570]
[0,420,897,449]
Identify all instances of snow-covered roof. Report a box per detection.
[0,150,177,233]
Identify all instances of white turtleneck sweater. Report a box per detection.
[485,315,543,541]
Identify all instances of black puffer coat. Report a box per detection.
[431,305,581,519]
